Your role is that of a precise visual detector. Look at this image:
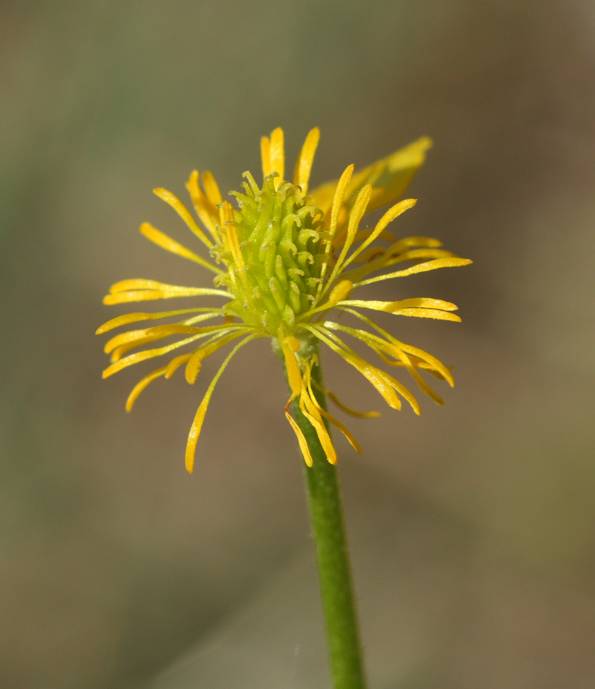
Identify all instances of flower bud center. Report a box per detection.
[219,174,325,335]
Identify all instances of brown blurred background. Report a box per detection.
[2,1,594,687]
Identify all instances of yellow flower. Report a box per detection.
[97,127,471,472]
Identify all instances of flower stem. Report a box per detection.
[291,358,367,689]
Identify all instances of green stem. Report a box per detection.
[291,357,367,689]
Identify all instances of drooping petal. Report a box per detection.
[284,409,314,467]
[326,390,381,419]
[185,335,256,473]
[184,330,247,385]
[126,366,168,412]
[343,307,455,387]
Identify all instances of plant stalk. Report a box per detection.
[291,358,367,689]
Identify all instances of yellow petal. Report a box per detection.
[299,390,337,464]
[153,187,213,248]
[356,257,473,287]
[269,127,285,185]
[328,279,353,306]
[326,390,381,419]
[294,127,320,194]
[103,285,231,305]
[96,307,219,335]
[342,198,417,271]
[139,222,221,274]
[390,308,461,322]
[107,318,225,362]
[330,165,355,239]
[305,326,402,410]
[348,136,432,212]
[281,337,303,398]
[341,297,457,311]
[316,164,355,301]
[184,331,246,385]
[102,327,244,379]
[164,353,193,379]
[316,323,421,414]
[126,366,167,412]
[285,409,314,467]
[339,299,461,322]
[202,170,222,205]
[104,324,206,355]
[310,136,431,215]
[319,407,362,453]
[303,369,361,453]
[343,308,456,388]
[326,184,373,289]
[185,349,203,384]
[185,170,220,240]
[260,135,271,179]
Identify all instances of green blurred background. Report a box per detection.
[2,1,594,687]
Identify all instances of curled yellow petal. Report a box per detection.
[164,353,193,379]
[184,331,246,385]
[126,366,167,412]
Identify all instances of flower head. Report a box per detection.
[97,127,471,472]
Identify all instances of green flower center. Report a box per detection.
[218,173,326,336]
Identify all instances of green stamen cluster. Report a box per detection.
[221,173,326,335]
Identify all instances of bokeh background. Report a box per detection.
[2,1,594,687]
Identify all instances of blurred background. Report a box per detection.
[2,1,594,687]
